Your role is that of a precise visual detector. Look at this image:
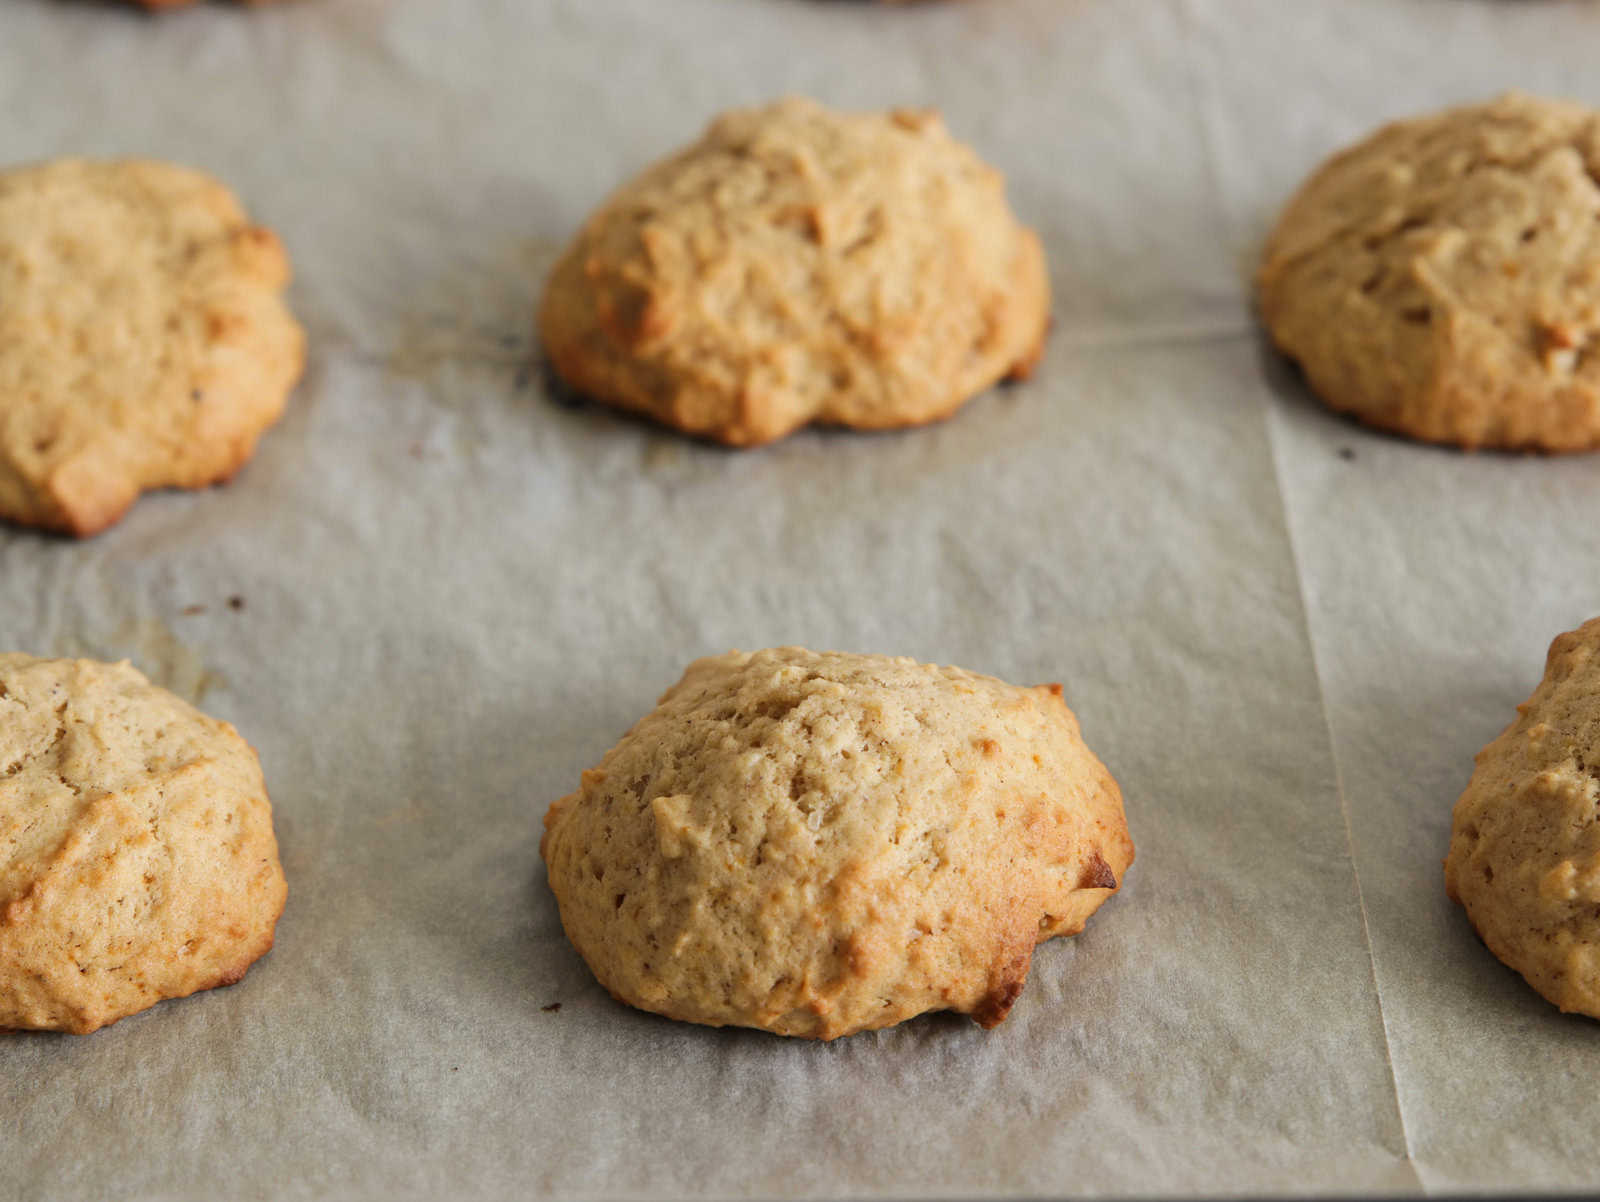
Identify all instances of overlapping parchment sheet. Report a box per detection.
[1187,3,1600,1190]
[1,0,1596,1196]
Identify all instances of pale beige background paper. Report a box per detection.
[1,0,1597,1196]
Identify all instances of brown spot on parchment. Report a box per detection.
[54,618,224,705]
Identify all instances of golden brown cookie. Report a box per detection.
[1259,92,1600,451]
[1446,617,1600,1016]
[541,648,1132,1039]
[0,654,287,1034]
[0,159,304,535]
[538,97,1049,446]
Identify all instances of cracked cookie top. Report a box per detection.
[1259,92,1600,450]
[0,654,286,1033]
[541,647,1132,1039]
[537,97,1049,447]
[1447,617,1600,1016]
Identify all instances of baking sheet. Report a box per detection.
[2,0,1597,1196]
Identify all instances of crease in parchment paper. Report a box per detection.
[1171,0,1418,1179]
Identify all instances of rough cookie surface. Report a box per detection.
[541,648,1132,1039]
[1446,618,1600,1016]
[0,159,304,535]
[0,655,287,1033]
[1259,93,1600,451]
[538,97,1049,446]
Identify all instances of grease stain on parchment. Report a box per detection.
[373,799,428,830]
[642,439,687,474]
[53,618,225,705]
[386,315,530,383]
[385,235,562,386]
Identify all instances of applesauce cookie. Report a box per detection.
[537,97,1049,446]
[0,158,304,535]
[1259,92,1600,451]
[541,648,1132,1039]
[0,654,287,1033]
[1446,617,1600,1016]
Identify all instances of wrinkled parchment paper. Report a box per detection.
[5,1,1600,1196]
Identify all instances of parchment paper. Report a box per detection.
[2,0,1598,1196]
